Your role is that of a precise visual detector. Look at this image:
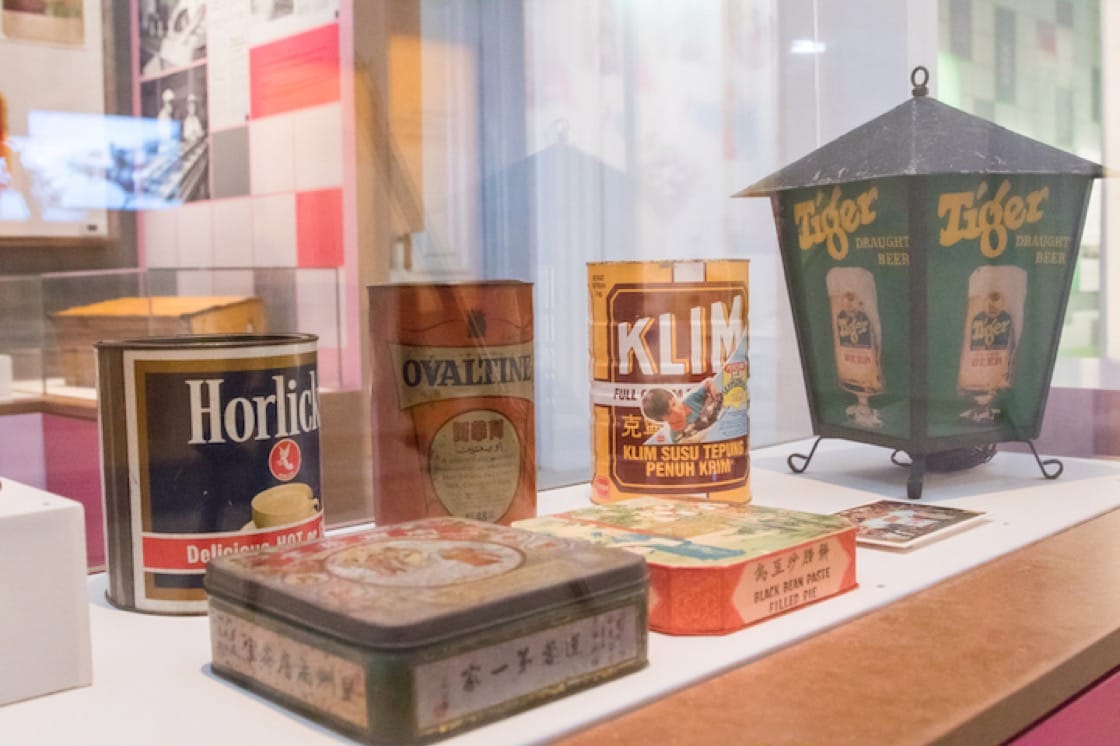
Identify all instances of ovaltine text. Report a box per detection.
[616,295,744,376]
[187,372,321,445]
[401,353,533,388]
[390,342,535,410]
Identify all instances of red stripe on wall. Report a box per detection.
[296,187,344,267]
[250,23,341,119]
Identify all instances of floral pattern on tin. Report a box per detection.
[210,517,640,626]
[324,540,524,588]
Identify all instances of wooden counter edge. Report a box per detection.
[0,395,99,421]
[557,506,1120,746]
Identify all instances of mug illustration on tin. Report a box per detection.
[957,265,1027,423]
[247,482,320,530]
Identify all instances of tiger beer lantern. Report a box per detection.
[737,67,1102,499]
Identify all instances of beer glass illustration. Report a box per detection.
[957,265,1027,422]
[826,267,885,428]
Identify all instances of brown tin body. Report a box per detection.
[96,333,322,614]
[588,260,751,504]
[205,517,648,744]
[368,282,536,525]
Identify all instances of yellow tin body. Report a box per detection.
[588,260,750,504]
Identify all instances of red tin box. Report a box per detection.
[516,498,857,635]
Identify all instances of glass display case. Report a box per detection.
[0,266,344,402]
[1,0,1120,743]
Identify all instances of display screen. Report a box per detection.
[1,110,186,225]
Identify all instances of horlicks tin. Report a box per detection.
[588,260,751,504]
[368,282,536,526]
[96,333,322,614]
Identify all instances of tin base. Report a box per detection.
[103,591,207,616]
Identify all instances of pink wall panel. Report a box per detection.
[42,414,104,569]
[1010,666,1120,745]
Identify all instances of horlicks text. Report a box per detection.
[187,372,321,444]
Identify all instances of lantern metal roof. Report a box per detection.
[737,69,1103,197]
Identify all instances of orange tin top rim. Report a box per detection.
[587,259,750,266]
[368,280,532,289]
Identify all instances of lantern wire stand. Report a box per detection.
[787,436,1063,499]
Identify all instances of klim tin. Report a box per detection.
[588,260,751,504]
[368,282,536,525]
[96,333,322,614]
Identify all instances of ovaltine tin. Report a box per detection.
[96,333,322,614]
[368,282,535,525]
[589,260,751,504]
[205,517,648,744]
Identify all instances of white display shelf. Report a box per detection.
[3,439,1120,745]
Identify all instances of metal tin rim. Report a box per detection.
[205,557,648,650]
[368,280,532,289]
[586,259,750,266]
[94,332,318,350]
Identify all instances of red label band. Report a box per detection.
[141,514,325,572]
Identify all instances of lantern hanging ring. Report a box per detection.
[910,66,929,97]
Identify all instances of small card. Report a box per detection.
[834,500,986,549]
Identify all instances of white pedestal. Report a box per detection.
[0,354,11,400]
[0,477,93,705]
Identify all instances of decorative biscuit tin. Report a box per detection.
[588,261,750,504]
[368,282,536,525]
[516,498,856,635]
[205,517,648,744]
[96,333,322,614]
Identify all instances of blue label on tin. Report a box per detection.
[145,366,322,533]
[124,345,322,610]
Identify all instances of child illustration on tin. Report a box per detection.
[640,330,750,445]
[641,378,724,444]
[638,328,751,445]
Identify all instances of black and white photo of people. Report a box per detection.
[140,65,210,202]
